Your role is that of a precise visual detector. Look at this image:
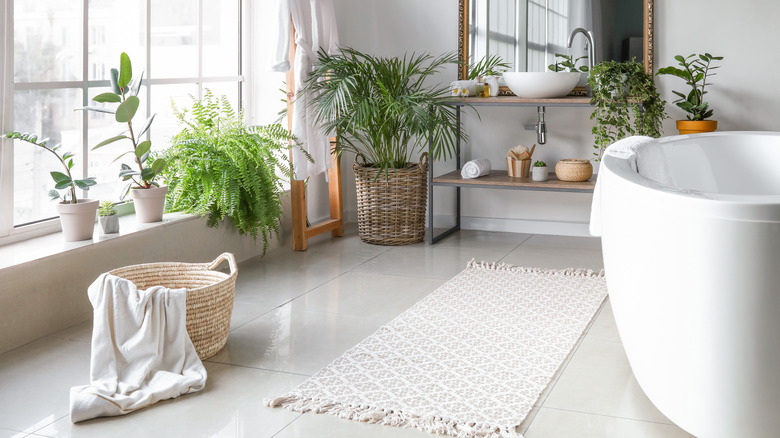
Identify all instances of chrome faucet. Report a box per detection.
[567,27,596,95]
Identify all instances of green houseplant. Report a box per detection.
[83,52,168,222]
[548,53,589,73]
[303,47,466,245]
[468,54,511,97]
[589,60,668,160]
[97,200,119,234]
[159,91,295,253]
[656,53,723,134]
[2,132,98,241]
[532,160,548,182]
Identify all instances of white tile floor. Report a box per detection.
[0,225,695,438]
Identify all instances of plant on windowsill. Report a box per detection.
[2,132,98,241]
[158,90,298,254]
[589,60,668,160]
[97,200,119,234]
[532,160,548,182]
[303,47,468,245]
[81,52,168,223]
[656,53,724,135]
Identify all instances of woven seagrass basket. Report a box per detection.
[555,158,593,182]
[109,252,238,360]
[353,153,428,246]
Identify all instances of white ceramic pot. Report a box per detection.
[532,166,549,182]
[57,198,98,241]
[99,215,120,234]
[130,185,168,223]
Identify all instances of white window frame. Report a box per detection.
[0,0,245,244]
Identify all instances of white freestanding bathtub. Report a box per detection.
[593,132,780,438]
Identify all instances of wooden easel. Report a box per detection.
[285,21,344,251]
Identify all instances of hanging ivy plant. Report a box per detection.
[589,60,668,160]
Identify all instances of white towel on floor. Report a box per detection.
[69,273,207,423]
[461,158,492,179]
[590,136,674,237]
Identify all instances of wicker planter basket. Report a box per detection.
[555,159,593,182]
[353,153,429,246]
[109,252,238,360]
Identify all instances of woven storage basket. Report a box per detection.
[353,153,428,246]
[555,159,593,182]
[109,252,238,360]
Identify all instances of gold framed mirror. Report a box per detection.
[458,0,654,81]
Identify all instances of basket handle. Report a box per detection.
[207,252,238,275]
[418,152,429,168]
[354,153,367,166]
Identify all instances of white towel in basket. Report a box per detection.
[69,273,207,423]
[461,158,492,179]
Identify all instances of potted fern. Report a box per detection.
[657,53,723,135]
[159,91,295,254]
[303,47,466,245]
[2,132,98,241]
[83,52,168,223]
[589,60,668,160]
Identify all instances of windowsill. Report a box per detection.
[0,212,198,272]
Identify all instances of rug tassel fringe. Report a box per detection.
[265,395,521,438]
[466,259,604,278]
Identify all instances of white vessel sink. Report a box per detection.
[502,72,580,98]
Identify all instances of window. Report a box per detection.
[1,0,243,238]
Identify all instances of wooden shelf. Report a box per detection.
[433,170,595,192]
[444,95,592,107]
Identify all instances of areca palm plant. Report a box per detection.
[303,47,466,171]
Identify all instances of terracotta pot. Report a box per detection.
[130,185,168,223]
[677,120,717,135]
[57,198,98,241]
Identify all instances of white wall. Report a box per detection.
[326,0,780,234]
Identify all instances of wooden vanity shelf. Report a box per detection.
[427,98,595,244]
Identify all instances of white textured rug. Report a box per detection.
[267,261,607,437]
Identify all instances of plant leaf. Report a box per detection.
[135,140,151,158]
[51,171,71,185]
[78,106,116,115]
[93,134,129,150]
[132,70,144,96]
[118,52,132,90]
[136,114,156,138]
[116,96,140,123]
[151,158,166,174]
[110,68,121,94]
[93,92,122,103]
[74,178,97,189]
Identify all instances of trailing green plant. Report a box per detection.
[533,160,547,167]
[548,53,589,73]
[589,60,668,160]
[159,90,296,253]
[2,131,96,203]
[82,52,166,197]
[468,54,511,79]
[303,47,468,172]
[656,53,723,121]
[98,200,117,216]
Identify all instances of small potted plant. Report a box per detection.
[98,200,119,234]
[656,53,723,135]
[532,160,548,182]
[589,60,668,160]
[549,53,589,87]
[83,52,167,222]
[3,132,98,241]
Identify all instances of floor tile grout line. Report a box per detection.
[269,413,305,438]
[201,360,312,378]
[29,413,68,436]
[538,405,677,426]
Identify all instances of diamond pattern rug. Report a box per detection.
[267,260,608,437]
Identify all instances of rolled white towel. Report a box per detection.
[461,159,491,179]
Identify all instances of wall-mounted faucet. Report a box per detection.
[567,27,596,96]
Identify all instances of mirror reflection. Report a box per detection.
[466,0,645,75]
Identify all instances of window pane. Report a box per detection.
[14,0,83,83]
[13,89,83,225]
[151,0,198,78]
[203,0,239,77]
[150,84,198,150]
[85,87,149,202]
[88,0,145,81]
